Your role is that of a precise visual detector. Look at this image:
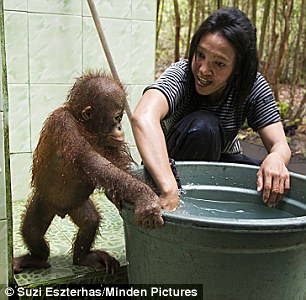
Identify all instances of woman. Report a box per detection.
[132,7,291,212]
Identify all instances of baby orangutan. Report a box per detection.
[13,70,163,275]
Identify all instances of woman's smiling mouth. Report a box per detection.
[197,76,212,87]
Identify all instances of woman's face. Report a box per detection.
[191,32,236,99]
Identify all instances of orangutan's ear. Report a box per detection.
[81,106,92,121]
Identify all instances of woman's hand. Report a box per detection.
[256,152,290,207]
[257,122,291,207]
[159,187,180,211]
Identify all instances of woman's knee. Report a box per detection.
[166,111,225,161]
[187,111,222,137]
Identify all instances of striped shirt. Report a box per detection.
[145,59,281,154]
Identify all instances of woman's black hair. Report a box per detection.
[188,7,258,104]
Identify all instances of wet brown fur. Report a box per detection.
[13,70,163,275]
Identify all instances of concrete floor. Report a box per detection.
[240,140,306,176]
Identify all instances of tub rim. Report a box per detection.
[126,162,306,233]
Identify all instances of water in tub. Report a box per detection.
[176,184,296,219]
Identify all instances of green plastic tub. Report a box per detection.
[121,162,306,300]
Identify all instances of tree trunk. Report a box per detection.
[252,0,257,27]
[258,0,271,64]
[302,32,306,83]
[156,0,164,47]
[244,0,251,17]
[263,0,278,79]
[270,0,294,86]
[289,0,305,118]
[194,0,201,30]
[185,0,195,58]
[173,0,181,62]
[293,92,306,122]
[195,0,206,29]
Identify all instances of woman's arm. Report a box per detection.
[131,89,179,211]
[257,121,291,207]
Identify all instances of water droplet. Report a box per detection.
[179,188,186,195]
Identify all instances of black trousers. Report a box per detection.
[165,111,261,166]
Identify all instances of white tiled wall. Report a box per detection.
[1,0,9,289]
[0,219,8,286]
[0,113,6,220]
[4,0,157,201]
